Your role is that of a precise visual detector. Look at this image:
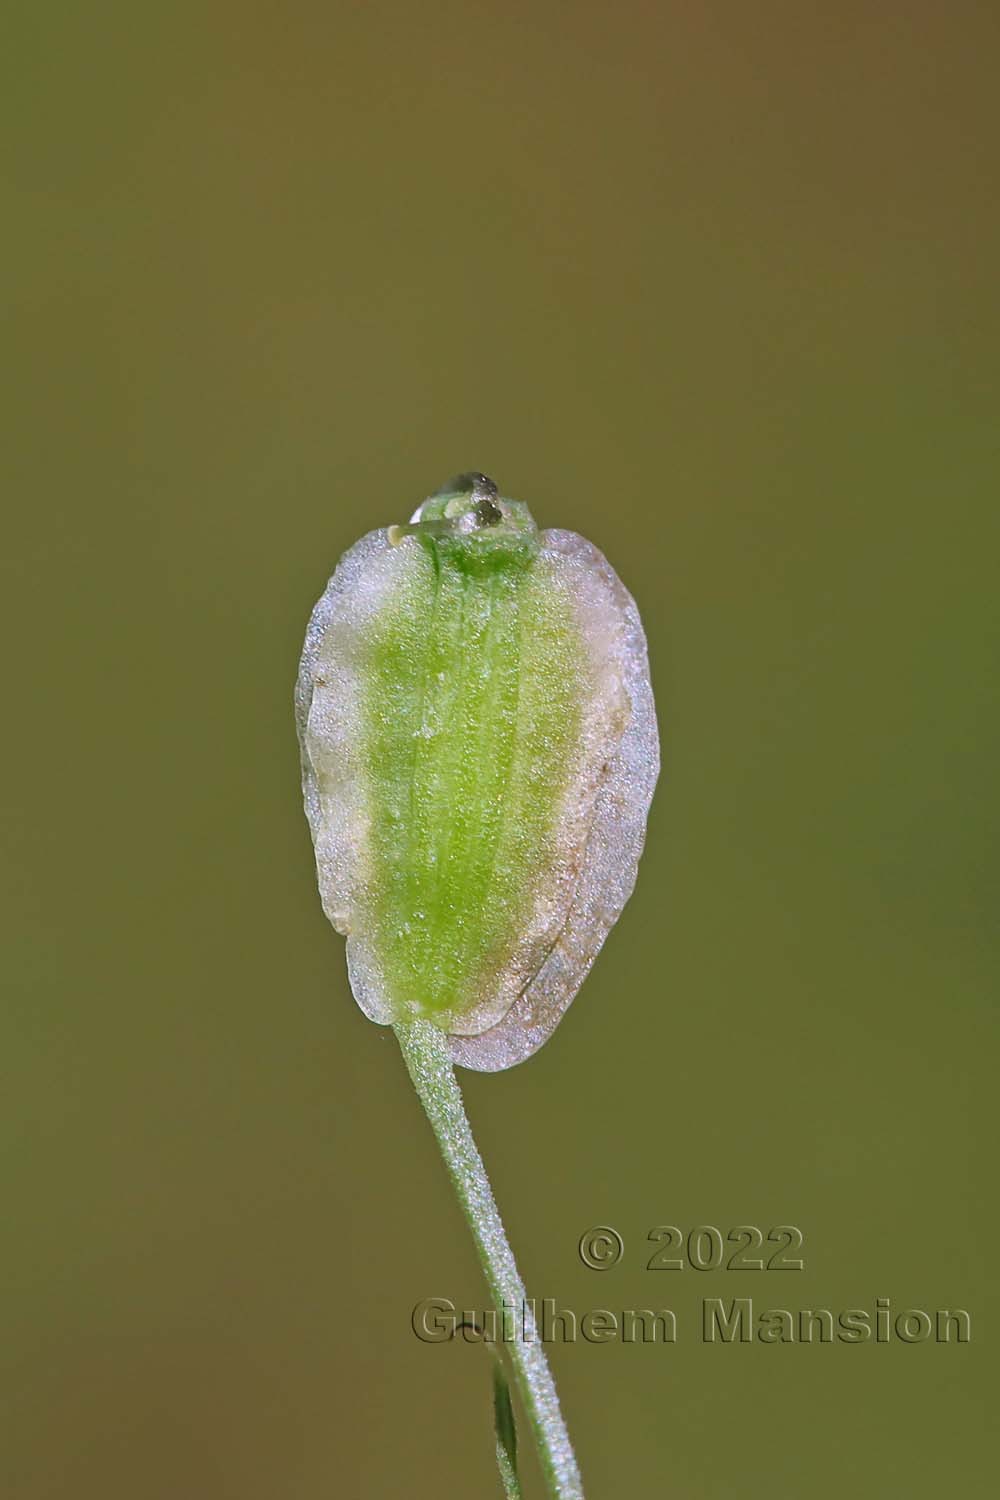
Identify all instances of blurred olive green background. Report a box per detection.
[4,2,997,1495]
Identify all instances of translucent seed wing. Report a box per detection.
[448,531,659,1071]
[296,527,402,1023]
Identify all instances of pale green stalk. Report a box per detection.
[395,1018,583,1499]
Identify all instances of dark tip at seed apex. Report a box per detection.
[434,471,499,502]
[474,497,503,527]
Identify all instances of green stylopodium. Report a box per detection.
[296,473,658,1495]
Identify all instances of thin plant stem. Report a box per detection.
[395,1018,584,1499]
[496,1445,522,1499]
